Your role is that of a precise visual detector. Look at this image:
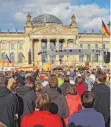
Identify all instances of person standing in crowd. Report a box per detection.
[60,75,70,96]
[68,91,105,127]
[90,70,96,83]
[75,76,86,96]
[85,71,94,91]
[58,74,64,87]
[16,76,36,123]
[7,74,16,90]
[42,74,69,119]
[92,70,110,127]
[21,92,63,127]
[64,85,82,126]
[13,72,25,87]
[0,73,19,127]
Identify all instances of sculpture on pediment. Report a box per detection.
[25,13,33,27]
[70,14,77,28]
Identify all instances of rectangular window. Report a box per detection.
[2,43,7,49]
[79,55,83,62]
[79,43,84,62]
[88,44,90,48]
[95,44,98,49]
[94,44,98,62]
[80,44,83,48]
[87,44,91,62]
[11,43,14,50]
[102,44,105,49]
[102,44,105,62]
[18,42,23,49]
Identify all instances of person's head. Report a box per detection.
[81,91,95,108]
[95,70,106,83]
[35,83,43,93]
[35,92,51,111]
[13,72,18,80]
[10,82,18,93]
[66,85,77,95]
[25,76,34,88]
[0,73,8,87]
[85,71,90,77]
[48,74,58,88]
[0,121,7,127]
[75,76,84,85]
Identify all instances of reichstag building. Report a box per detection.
[0,14,110,67]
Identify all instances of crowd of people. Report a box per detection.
[0,65,110,127]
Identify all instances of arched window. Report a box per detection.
[1,52,6,61]
[10,52,15,61]
[10,43,15,50]
[18,41,23,49]
[18,52,23,63]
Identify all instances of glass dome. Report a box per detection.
[32,14,62,24]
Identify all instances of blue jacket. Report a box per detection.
[68,108,105,127]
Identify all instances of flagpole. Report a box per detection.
[101,18,104,67]
[102,32,104,66]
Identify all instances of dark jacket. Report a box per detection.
[16,86,36,119]
[60,82,69,96]
[0,86,18,127]
[92,83,110,124]
[42,85,69,119]
[68,108,105,127]
[14,73,25,87]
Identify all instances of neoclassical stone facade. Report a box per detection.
[0,13,110,68]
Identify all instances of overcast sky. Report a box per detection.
[0,0,110,32]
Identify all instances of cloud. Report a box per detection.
[0,0,109,32]
[27,0,73,4]
[15,2,109,32]
[15,12,26,22]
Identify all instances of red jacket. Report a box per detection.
[76,83,87,96]
[64,94,82,125]
[21,110,63,127]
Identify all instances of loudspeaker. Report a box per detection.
[104,52,110,63]
[28,51,31,64]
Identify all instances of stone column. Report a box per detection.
[56,38,60,64]
[63,39,68,64]
[29,39,33,65]
[47,38,50,63]
[16,41,19,64]
[38,39,42,63]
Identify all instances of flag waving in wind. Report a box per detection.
[102,20,110,36]
[22,53,26,61]
[6,55,11,63]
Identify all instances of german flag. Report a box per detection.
[102,20,110,36]
[22,54,26,61]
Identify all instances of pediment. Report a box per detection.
[31,25,75,35]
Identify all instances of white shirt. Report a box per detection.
[90,74,96,83]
